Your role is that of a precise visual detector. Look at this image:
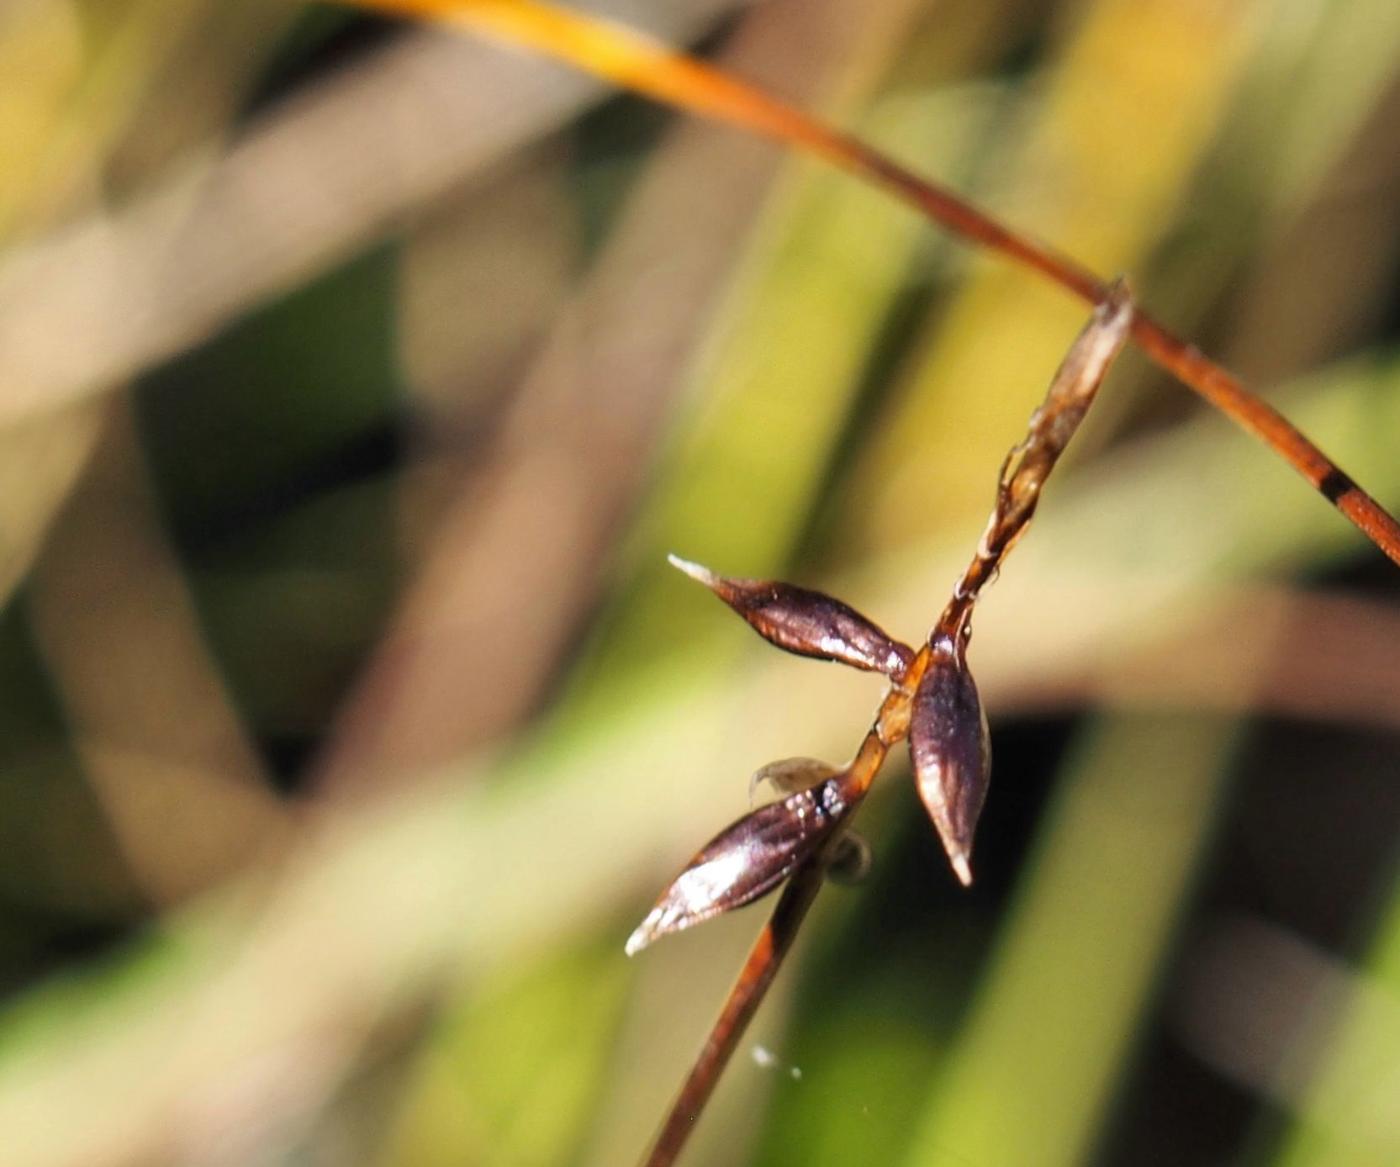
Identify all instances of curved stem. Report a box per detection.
[639,865,823,1167]
[766,133,1400,568]
[346,0,1400,568]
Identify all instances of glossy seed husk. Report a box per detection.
[669,555,913,678]
[626,776,850,955]
[909,636,990,886]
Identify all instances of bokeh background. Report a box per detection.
[1,0,1399,1164]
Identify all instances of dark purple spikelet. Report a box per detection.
[668,554,913,679]
[909,635,990,886]
[626,775,851,955]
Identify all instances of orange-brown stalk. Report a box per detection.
[341,0,1400,567]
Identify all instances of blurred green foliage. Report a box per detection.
[0,1,1397,1166]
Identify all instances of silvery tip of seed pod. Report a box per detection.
[908,637,990,887]
[748,756,842,804]
[667,554,913,679]
[626,774,851,956]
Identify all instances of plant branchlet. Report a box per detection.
[630,283,1134,1166]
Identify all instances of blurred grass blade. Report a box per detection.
[379,938,630,1167]
[844,0,1266,549]
[1272,869,1400,1166]
[340,0,1100,298]
[559,86,995,707]
[902,713,1240,1167]
[342,0,882,151]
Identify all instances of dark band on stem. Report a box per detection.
[1318,468,1358,505]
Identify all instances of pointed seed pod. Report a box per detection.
[626,775,851,955]
[908,636,990,887]
[669,554,914,679]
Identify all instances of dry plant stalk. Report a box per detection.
[342,0,1400,568]
[628,285,1133,1165]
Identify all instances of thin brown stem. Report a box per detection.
[941,284,1135,639]
[345,0,1400,569]
[790,140,1400,569]
[639,866,823,1167]
[639,649,930,1166]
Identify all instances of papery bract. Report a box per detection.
[748,756,841,802]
